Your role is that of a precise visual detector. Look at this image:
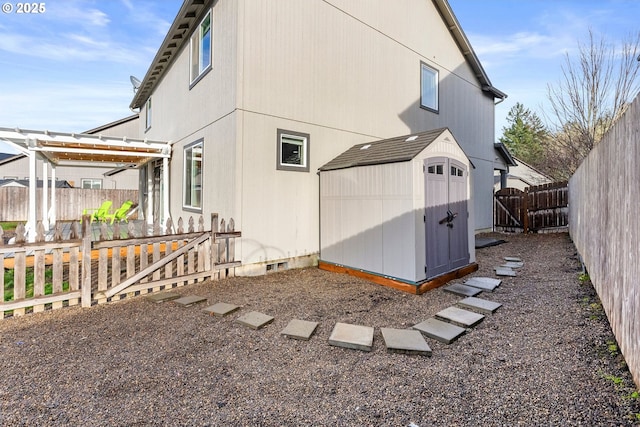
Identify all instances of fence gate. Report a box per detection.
[494,182,568,233]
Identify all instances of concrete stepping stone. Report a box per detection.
[146,292,181,303]
[443,283,482,297]
[328,322,374,352]
[464,277,501,292]
[203,302,240,317]
[380,328,431,356]
[495,267,516,277]
[281,319,319,340]
[412,318,465,344]
[504,256,522,262]
[173,295,208,307]
[235,311,274,330]
[502,261,524,269]
[436,306,484,328]
[457,297,502,314]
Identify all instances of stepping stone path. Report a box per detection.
[153,258,522,354]
[457,297,502,314]
[412,318,466,344]
[281,319,319,340]
[173,295,208,307]
[236,311,274,330]
[495,267,517,277]
[328,322,374,352]
[502,261,524,269]
[435,306,484,328]
[203,302,240,317]
[381,328,432,356]
[443,283,482,297]
[146,292,181,303]
[464,277,501,292]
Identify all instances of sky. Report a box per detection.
[1,0,639,153]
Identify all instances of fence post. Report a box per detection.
[211,213,219,280]
[81,214,92,307]
[523,188,529,234]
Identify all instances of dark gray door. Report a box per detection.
[424,157,469,278]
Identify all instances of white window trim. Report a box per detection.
[420,62,439,113]
[183,140,203,212]
[189,9,212,85]
[277,129,310,172]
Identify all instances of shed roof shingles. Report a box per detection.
[319,128,448,171]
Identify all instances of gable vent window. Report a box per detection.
[277,129,310,172]
[420,62,439,112]
[190,10,212,84]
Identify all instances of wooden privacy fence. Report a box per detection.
[569,93,640,388]
[494,182,568,233]
[0,187,138,221]
[0,213,240,319]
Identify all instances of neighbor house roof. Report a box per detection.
[130,0,505,110]
[0,178,72,188]
[83,113,139,134]
[319,128,450,171]
[494,142,517,167]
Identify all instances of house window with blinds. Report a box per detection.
[190,10,212,84]
[277,129,310,172]
[420,62,439,112]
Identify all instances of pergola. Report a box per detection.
[0,127,171,241]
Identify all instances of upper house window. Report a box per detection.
[420,62,439,112]
[190,10,212,84]
[145,97,151,130]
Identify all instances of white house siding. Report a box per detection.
[141,0,240,226]
[237,112,373,268]
[239,0,497,234]
[137,0,498,272]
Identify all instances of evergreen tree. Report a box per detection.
[499,102,547,167]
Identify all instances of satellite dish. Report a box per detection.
[130,75,141,93]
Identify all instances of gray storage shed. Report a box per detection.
[318,128,476,292]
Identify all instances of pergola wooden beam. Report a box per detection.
[0,127,172,241]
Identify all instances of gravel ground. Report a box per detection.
[1,232,639,426]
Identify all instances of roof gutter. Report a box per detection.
[433,0,507,102]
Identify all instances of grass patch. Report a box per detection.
[0,221,20,233]
[578,272,590,284]
[4,267,69,301]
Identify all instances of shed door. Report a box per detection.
[424,157,469,278]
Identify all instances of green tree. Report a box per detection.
[499,102,547,167]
